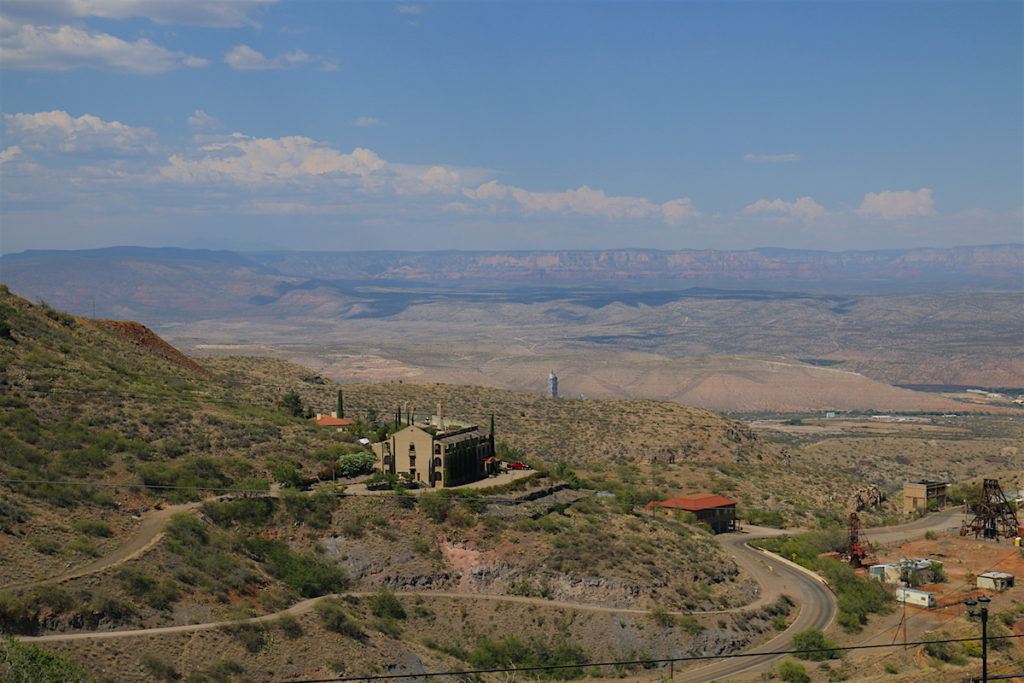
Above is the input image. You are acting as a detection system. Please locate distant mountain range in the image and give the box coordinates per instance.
[2,244,1021,322]
[247,244,1024,287]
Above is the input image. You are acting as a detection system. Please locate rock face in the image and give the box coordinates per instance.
[851,485,885,512]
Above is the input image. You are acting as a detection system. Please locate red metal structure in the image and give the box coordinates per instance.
[960,478,1021,540]
[844,512,871,567]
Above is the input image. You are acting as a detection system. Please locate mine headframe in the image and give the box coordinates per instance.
[959,478,1021,540]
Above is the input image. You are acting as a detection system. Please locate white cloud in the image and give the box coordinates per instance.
[0,146,24,164]
[463,181,698,224]
[3,110,158,154]
[224,44,313,70]
[0,1,275,28]
[160,135,387,184]
[743,153,801,163]
[352,117,382,127]
[0,22,208,73]
[397,5,423,14]
[742,196,826,221]
[857,188,935,219]
[187,110,218,130]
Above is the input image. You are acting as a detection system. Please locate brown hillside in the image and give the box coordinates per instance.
[99,320,207,375]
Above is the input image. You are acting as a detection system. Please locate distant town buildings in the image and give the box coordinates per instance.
[902,480,948,514]
[645,493,737,534]
[549,370,558,398]
[371,414,496,488]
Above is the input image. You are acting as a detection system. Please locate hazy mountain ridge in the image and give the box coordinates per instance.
[249,244,1024,286]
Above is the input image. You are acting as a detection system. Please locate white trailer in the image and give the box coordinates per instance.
[895,587,936,608]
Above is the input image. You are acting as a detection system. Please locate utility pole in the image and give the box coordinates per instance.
[965,595,991,683]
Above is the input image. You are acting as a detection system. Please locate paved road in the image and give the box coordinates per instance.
[12,495,966,682]
[676,528,837,682]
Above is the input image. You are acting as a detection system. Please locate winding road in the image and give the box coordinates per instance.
[9,498,965,682]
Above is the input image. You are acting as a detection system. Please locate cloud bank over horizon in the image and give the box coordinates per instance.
[0,2,1020,253]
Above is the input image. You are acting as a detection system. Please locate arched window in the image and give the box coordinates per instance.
[433,457,442,469]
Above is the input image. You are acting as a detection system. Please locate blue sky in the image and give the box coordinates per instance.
[0,1,1021,253]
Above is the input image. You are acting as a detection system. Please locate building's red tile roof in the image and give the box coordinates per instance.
[648,493,737,512]
[314,416,354,427]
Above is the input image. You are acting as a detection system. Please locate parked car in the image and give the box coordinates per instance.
[507,462,531,470]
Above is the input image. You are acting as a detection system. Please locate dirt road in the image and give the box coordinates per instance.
[3,500,204,593]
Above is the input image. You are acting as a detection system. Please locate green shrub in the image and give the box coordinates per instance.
[337,452,376,477]
[369,589,406,620]
[924,633,967,664]
[792,628,840,660]
[141,655,181,682]
[72,519,113,537]
[241,537,347,598]
[281,490,338,529]
[276,613,304,639]
[468,636,587,680]
[419,491,451,523]
[202,497,275,528]
[222,623,268,653]
[316,597,364,638]
[0,635,88,682]
[648,607,676,628]
[117,567,180,610]
[183,659,245,683]
[777,659,810,683]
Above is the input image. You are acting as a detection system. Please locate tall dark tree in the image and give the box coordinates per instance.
[337,389,345,419]
[489,413,496,454]
[282,391,304,418]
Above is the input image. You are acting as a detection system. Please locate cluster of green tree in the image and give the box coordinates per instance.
[755,529,892,632]
[467,636,588,680]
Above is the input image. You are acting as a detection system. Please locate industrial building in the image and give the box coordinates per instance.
[646,494,737,534]
[977,571,1015,591]
[895,587,936,608]
[902,480,948,514]
[868,558,941,586]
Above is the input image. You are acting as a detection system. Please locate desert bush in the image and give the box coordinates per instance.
[744,509,786,528]
[923,633,967,664]
[222,623,268,653]
[202,497,275,528]
[792,628,839,660]
[369,588,406,620]
[648,607,676,628]
[777,659,810,683]
[0,635,88,682]
[281,490,338,529]
[316,597,364,638]
[468,636,588,680]
[183,659,245,683]
[419,491,451,523]
[117,567,180,610]
[141,655,181,682]
[73,519,113,537]
[241,537,347,598]
[276,613,304,639]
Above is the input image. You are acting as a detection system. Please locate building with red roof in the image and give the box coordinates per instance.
[313,414,355,429]
[646,493,737,533]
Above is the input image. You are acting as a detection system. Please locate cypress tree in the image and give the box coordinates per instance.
[337,390,344,418]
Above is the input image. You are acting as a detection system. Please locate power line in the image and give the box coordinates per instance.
[275,634,1024,683]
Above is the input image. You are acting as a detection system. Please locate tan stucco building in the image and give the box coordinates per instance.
[372,424,496,488]
[903,480,948,514]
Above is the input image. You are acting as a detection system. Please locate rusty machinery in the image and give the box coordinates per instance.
[960,478,1021,540]
[844,512,872,567]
